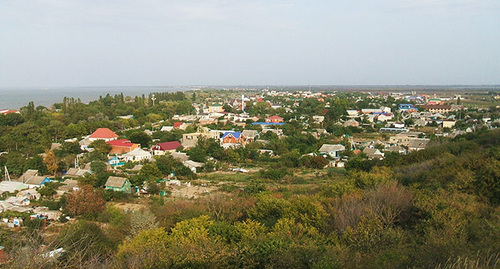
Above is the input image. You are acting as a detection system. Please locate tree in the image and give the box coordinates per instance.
[130,209,159,237]
[129,131,152,148]
[89,140,111,154]
[58,220,113,260]
[37,184,57,198]
[139,163,163,180]
[43,149,59,176]
[25,155,49,175]
[64,185,105,219]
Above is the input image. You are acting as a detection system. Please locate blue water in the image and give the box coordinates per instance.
[0,86,193,109]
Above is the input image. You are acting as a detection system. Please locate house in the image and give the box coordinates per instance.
[265,116,284,123]
[261,128,284,136]
[88,128,118,142]
[160,126,174,132]
[384,145,406,155]
[363,148,385,160]
[318,144,345,159]
[221,132,246,147]
[171,152,189,162]
[152,141,182,155]
[107,139,139,154]
[173,122,189,130]
[389,132,423,146]
[24,176,51,189]
[442,120,456,128]
[312,116,324,123]
[408,139,430,151]
[346,110,359,117]
[108,157,125,167]
[181,128,220,149]
[105,177,132,193]
[398,104,417,113]
[119,148,152,162]
[242,130,259,142]
[57,179,79,193]
[65,168,90,178]
[421,105,452,114]
[198,116,218,126]
[0,181,28,194]
[0,110,20,115]
[182,160,204,173]
[208,105,224,113]
[18,170,38,182]
[344,119,360,127]
[376,113,394,122]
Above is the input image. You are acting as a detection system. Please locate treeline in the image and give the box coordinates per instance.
[0,92,192,156]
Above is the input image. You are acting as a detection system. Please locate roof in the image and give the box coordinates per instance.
[319,144,345,153]
[65,168,90,177]
[171,152,189,162]
[89,128,118,139]
[0,110,20,115]
[122,148,152,157]
[252,122,285,126]
[154,141,182,151]
[408,139,430,149]
[129,165,143,172]
[0,181,28,193]
[107,139,136,147]
[173,122,184,128]
[58,179,79,191]
[266,115,283,120]
[242,130,258,137]
[421,105,452,110]
[25,176,49,185]
[19,170,38,182]
[385,145,406,153]
[363,148,382,155]
[105,176,129,188]
[221,132,243,139]
[161,126,174,132]
[183,160,205,168]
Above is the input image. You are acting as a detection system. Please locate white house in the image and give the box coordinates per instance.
[120,148,152,162]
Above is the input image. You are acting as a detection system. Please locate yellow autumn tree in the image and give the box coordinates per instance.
[43,149,58,176]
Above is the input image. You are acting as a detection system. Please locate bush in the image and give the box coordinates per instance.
[259,167,291,181]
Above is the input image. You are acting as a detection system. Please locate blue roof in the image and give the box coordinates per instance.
[222,132,242,139]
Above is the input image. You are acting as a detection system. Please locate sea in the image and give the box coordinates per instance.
[1,85,499,110]
[0,86,194,110]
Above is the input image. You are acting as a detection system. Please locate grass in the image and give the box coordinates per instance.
[200,171,255,183]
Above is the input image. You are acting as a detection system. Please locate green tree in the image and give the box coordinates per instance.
[139,163,163,180]
[129,131,152,148]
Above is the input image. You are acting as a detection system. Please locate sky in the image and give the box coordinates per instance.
[1,0,499,87]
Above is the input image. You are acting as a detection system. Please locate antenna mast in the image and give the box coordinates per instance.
[4,166,11,181]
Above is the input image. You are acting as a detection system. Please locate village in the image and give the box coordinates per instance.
[0,88,499,266]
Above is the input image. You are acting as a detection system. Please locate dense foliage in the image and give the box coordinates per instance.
[1,130,498,268]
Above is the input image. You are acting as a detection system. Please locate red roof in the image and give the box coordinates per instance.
[154,141,182,151]
[173,122,184,128]
[107,139,136,148]
[89,128,118,139]
[267,115,283,119]
[0,110,20,115]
